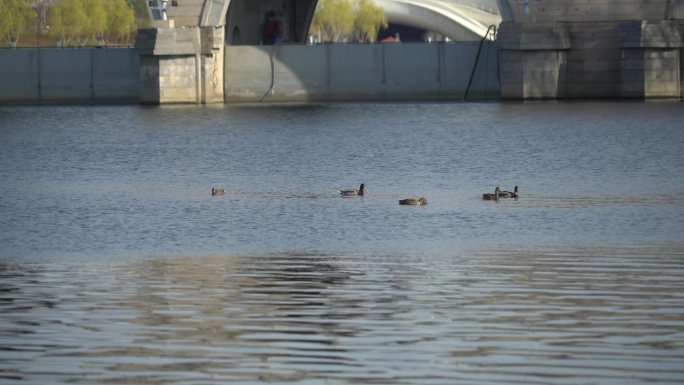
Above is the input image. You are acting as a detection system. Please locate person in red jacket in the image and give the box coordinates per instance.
[264,12,283,45]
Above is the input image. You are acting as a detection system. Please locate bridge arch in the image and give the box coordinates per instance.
[376,0,497,41]
[209,0,500,45]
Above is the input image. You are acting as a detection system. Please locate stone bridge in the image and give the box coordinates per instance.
[135,0,684,103]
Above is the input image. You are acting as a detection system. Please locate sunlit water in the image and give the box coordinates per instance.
[1,102,683,384]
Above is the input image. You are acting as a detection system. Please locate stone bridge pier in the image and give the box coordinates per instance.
[135,25,225,104]
[496,0,684,99]
[134,0,317,104]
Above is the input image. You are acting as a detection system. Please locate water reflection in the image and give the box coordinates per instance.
[2,102,684,383]
[1,246,683,384]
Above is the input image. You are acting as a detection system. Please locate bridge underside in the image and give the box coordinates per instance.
[223,0,497,45]
[223,0,318,45]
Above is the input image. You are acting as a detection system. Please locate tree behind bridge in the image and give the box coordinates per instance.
[0,0,36,46]
[311,0,387,43]
[49,0,88,46]
[354,0,387,43]
[311,0,354,43]
[49,0,135,46]
[106,0,136,44]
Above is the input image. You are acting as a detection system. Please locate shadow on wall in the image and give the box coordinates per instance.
[232,27,242,45]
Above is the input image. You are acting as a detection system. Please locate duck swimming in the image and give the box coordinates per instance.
[212,188,225,195]
[399,198,427,205]
[482,187,500,200]
[499,186,519,198]
[340,184,365,196]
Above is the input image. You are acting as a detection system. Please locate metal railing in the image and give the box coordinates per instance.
[463,24,496,100]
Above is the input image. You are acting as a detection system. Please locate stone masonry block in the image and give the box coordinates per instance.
[501,70,524,83]
[568,21,618,32]
[621,69,646,83]
[528,5,566,16]
[498,22,571,50]
[584,82,619,97]
[645,82,679,95]
[141,77,160,89]
[618,21,683,48]
[161,75,195,88]
[644,60,679,71]
[566,47,621,61]
[524,60,564,71]
[134,28,204,56]
[501,86,524,99]
[160,87,196,102]
[523,50,562,62]
[158,65,187,77]
[566,71,585,83]
[567,60,584,72]
[501,59,525,72]
[622,82,645,94]
[585,70,619,83]
[524,71,561,84]
[584,60,619,72]
[622,58,645,70]
[644,70,678,82]
[643,49,678,59]
[622,48,645,59]
[523,82,559,98]
[566,83,584,95]
[500,50,526,62]
[598,49,622,61]
[571,37,617,50]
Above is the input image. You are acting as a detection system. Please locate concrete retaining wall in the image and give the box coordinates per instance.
[0,48,140,104]
[1,43,499,104]
[224,42,500,102]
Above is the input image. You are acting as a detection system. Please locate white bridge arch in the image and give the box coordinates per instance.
[375,0,500,41]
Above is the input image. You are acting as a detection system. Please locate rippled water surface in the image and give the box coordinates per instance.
[1,102,684,384]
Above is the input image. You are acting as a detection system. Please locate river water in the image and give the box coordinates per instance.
[1,101,683,384]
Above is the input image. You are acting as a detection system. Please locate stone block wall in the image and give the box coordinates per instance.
[498,22,570,99]
[497,22,571,50]
[140,56,161,103]
[135,26,224,104]
[499,49,567,99]
[617,21,682,98]
[159,56,198,103]
[621,48,680,98]
[201,48,224,104]
[498,19,683,99]
[681,22,684,98]
[499,0,672,23]
[496,0,680,100]
[566,22,621,98]
[165,0,204,27]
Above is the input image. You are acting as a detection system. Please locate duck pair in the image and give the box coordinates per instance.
[483,186,519,200]
[211,188,225,196]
